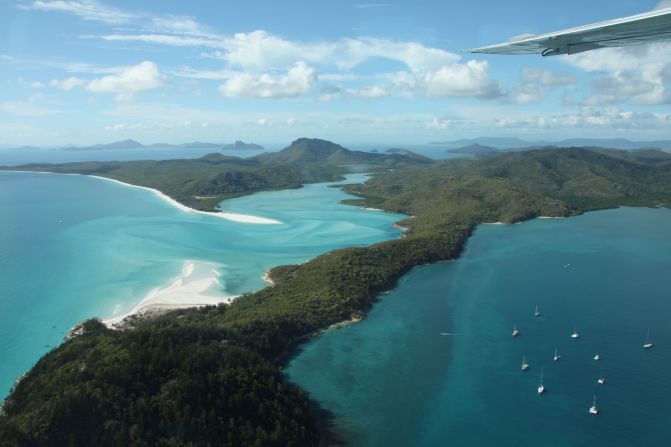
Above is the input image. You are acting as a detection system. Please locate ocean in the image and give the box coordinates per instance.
[285,207,671,447]
[0,171,404,398]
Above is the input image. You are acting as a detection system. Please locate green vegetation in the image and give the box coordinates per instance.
[2,144,671,446]
[2,138,430,211]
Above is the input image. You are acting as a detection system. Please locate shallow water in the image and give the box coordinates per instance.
[0,171,404,398]
[285,207,671,447]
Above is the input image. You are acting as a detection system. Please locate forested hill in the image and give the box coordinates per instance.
[2,147,671,446]
[254,138,432,166]
[0,138,430,212]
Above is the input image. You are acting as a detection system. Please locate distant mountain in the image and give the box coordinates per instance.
[221,141,264,151]
[63,139,144,151]
[178,142,222,149]
[255,138,432,166]
[432,137,533,149]
[431,137,671,150]
[59,140,265,152]
[447,144,499,156]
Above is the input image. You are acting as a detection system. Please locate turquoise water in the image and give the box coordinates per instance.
[286,207,671,447]
[0,172,404,398]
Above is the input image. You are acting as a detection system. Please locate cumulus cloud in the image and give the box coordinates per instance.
[566,43,671,105]
[97,28,499,100]
[31,0,501,102]
[521,68,575,86]
[218,61,317,98]
[418,60,502,99]
[86,61,167,99]
[513,84,543,105]
[354,84,388,99]
[49,76,86,91]
[494,107,671,130]
[426,116,461,130]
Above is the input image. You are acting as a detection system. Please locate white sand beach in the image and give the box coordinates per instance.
[90,176,282,224]
[104,260,238,328]
[2,170,282,224]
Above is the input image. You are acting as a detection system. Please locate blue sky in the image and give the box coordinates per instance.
[0,0,670,146]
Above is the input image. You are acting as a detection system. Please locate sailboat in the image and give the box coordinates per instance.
[553,348,561,362]
[571,326,580,339]
[598,370,605,385]
[537,368,545,394]
[534,305,541,317]
[589,396,599,415]
[512,325,519,337]
[644,329,653,349]
[521,356,529,371]
[594,354,600,361]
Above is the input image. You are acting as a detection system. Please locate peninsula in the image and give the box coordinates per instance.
[2,141,671,446]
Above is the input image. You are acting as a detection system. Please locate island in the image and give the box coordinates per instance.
[1,141,671,446]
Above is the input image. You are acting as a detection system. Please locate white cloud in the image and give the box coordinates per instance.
[86,61,167,99]
[418,60,502,99]
[150,15,209,35]
[354,84,387,99]
[513,84,543,105]
[566,43,671,105]
[99,30,465,72]
[21,0,135,24]
[218,61,317,99]
[521,68,575,86]
[0,54,12,61]
[49,76,86,90]
[494,107,671,130]
[655,0,671,10]
[427,117,459,130]
[105,123,126,131]
[30,81,45,88]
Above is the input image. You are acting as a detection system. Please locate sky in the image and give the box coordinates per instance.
[0,0,670,147]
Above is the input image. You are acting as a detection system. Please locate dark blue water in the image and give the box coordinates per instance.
[286,207,671,446]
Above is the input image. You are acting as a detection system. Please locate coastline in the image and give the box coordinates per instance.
[88,175,283,225]
[261,270,275,286]
[0,170,282,225]
[103,260,237,328]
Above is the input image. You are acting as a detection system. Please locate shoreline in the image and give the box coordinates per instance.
[103,260,237,328]
[0,170,282,225]
[88,175,283,225]
[261,270,275,286]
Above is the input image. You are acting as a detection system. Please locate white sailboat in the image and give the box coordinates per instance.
[512,325,519,337]
[589,396,599,415]
[537,368,545,394]
[571,326,580,339]
[521,356,529,371]
[644,329,653,349]
[553,348,561,362]
[598,370,605,385]
[534,305,541,317]
[594,354,600,361]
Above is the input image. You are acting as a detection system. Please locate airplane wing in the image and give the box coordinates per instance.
[468,8,671,56]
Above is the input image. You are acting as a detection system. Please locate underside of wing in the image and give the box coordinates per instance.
[469,8,671,56]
